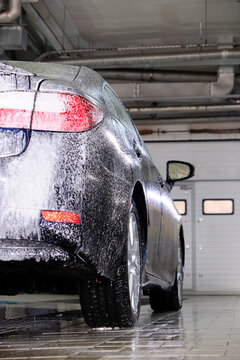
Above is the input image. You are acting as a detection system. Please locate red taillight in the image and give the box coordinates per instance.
[0,109,30,129]
[33,93,103,132]
[41,210,80,224]
[0,91,103,132]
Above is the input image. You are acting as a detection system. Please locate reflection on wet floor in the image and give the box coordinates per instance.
[0,294,80,321]
[0,295,240,359]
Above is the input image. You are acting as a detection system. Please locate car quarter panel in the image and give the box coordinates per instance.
[78,118,143,279]
[39,75,143,279]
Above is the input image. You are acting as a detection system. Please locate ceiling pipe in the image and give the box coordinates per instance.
[0,0,21,23]
[128,104,240,117]
[34,43,221,63]
[123,94,240,107]
[138,128,240,136]
[134,116,240,126]
[99,70,217,83]
[45,49,240,68]
[111,66,234,103]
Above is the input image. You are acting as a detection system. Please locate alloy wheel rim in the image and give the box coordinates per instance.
[128,210,141,315]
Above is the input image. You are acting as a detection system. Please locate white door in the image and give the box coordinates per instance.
[171,184,193,290]
[195,181,240,293]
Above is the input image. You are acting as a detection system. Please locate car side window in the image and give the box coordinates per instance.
[103,85,143,144]
[104,86,134,129]
[103,86,118,118]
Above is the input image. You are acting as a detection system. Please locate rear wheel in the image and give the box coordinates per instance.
[79,200,143,327]
[149,240,183,312]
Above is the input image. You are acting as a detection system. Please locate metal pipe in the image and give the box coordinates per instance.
[111,66,234,102]
[134,116,240,126]
[123,95,240,107]
[45,49,240,68]
[138,128,240,135]
[99,70,217,83]
[34,43,224,63]
[129,104,240,116]
[0,0,21,23]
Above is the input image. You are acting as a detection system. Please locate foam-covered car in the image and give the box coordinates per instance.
[0,61,194,327]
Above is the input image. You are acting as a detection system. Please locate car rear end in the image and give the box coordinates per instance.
[0,62,104,293]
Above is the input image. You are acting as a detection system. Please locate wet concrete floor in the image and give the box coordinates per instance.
[0,294,239,359]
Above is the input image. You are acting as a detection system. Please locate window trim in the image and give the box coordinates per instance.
[202,198,234,215]
[173,199,187,216]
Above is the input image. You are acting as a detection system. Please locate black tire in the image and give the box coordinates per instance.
[149,286,169,312]
[79,200,143,328]
[149,240,183,312]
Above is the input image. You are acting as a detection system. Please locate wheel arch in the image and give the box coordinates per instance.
[179,225,185,267]
[132,181,148,249]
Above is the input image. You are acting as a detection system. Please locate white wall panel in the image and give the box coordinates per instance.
[146,141,240,181]
[146,140,240,293]
[195,181,240,292]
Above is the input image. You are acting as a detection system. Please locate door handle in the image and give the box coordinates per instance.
[133,141,142,159]
[157,176,165,188]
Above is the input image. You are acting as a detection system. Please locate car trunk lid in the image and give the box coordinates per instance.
[0,64,36,157]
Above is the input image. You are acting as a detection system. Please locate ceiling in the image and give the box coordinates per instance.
[2,0,240,138]
[27,0,240,49]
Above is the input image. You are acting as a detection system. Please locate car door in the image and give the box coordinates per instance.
[144,167,178,284]
[157,181,180,283]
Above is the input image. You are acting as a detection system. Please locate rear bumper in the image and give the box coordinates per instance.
[0,239,98,294]
[0,238,97,278]
[0,239,70,262]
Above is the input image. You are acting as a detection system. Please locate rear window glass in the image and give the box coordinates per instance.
[203,199,234,215]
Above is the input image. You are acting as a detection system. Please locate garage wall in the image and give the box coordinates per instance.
[146,140,240,293]
[145,140,240,181]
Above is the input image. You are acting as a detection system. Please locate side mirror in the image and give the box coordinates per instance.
[166,160,195,190]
